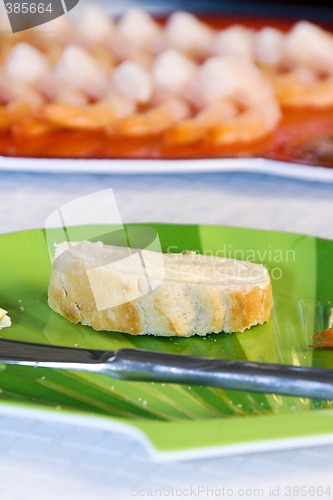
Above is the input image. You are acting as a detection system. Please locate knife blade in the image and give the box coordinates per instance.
[0,338,332,399]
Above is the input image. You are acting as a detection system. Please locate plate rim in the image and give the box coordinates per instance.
[1,156,333,183]
[1,397,333,463]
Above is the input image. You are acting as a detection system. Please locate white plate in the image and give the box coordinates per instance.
[1,156,333,182]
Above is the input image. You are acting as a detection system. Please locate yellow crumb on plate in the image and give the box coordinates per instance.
[0,308,11,329]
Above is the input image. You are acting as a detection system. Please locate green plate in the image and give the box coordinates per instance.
[1,223,333,461]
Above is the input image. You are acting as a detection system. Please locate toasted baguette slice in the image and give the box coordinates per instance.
[48,241,273,337]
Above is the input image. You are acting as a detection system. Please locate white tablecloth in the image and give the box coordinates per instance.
[1,168,333,499]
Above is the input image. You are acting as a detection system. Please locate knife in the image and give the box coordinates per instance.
[0,338,332,399]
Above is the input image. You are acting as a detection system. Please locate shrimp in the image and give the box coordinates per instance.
[40,55,153,132]
[75,5,114,47]
[167,99,238,144]
[213,26,256,61]
[2,43,104,109]
[112,50,194,137]
[284,21,333,73]
[260,22,333,109]
[268,68,333,109]
[255,27,284,67]
[113,97,190,137]
[4,42,49,87]
[39,94,135,131]
[111,61,153,104]
[110,8,163,65]
[1,44,47,115]
[165,12,215,59]
[117,8,162,52]
[0,70,45,109]
[53,45,109,102]
[152,49,198,101]
[168,56,281,145]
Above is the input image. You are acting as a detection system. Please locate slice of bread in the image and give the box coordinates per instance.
[48,241,273,337]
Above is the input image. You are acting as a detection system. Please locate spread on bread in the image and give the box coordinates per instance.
[48,241,273,337]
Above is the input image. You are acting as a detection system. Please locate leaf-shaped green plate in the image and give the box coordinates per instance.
[1,223,333,461]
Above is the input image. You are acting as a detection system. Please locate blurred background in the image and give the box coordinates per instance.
[1,0,332,32]
[77,0,333,19]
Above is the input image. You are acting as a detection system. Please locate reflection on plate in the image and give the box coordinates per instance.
[0,223,333,461]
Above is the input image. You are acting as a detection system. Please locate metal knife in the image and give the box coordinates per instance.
[0,338,332,399]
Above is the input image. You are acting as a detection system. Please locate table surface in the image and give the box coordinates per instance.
[1,1,333,497]
[1,166,333,500]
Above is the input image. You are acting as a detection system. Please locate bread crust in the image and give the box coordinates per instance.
[48,242,273,336]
